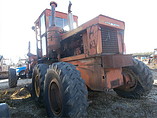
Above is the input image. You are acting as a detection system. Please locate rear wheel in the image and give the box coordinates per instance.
[8,68,17,88]
[32,64,48,103]
[114,59,154,99]
[44,62,88,117]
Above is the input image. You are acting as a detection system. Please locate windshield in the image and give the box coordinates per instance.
[49,16,76,31]
[56,17,68,28]
[49,16,68,28]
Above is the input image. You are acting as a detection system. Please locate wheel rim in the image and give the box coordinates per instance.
[120,68,138,91]
[34,74,40,97]
[49,79,62,116]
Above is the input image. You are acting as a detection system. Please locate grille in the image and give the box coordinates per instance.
[101,26,119,54]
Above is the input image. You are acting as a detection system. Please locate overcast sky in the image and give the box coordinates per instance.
[0,0,157,61]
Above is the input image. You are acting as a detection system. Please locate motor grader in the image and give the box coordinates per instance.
[8,1,153,117]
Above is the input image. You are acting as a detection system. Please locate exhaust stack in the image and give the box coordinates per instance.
[68,1,74,30]
[50,1,57,27]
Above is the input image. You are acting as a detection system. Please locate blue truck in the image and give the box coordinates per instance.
[16,66,27,79]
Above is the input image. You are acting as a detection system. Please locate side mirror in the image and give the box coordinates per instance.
[31,26,35,31]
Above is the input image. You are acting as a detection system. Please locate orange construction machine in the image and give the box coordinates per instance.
[8,1,153,117]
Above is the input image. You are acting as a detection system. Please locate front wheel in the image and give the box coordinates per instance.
[8,68,17,88]
[114,59,154,99]
[44,62,88,117]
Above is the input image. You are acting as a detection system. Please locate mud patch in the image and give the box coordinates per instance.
[0,87,46,118]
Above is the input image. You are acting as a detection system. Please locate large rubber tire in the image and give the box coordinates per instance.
[32,64,48,103]
[114,59,154,99]
[44,62,88,117]
[8,68,17,88]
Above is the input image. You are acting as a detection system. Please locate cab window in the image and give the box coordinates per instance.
[49,16,68,28]
[40,14,46,35]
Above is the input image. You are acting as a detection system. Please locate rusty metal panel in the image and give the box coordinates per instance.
[87,25,98,55]
[68,57,105,91]
[67,57,124,90]
[77,64,105,91]
[98,15,125,30]
[117,30,125,54]
[102,54,133,68]
[104,68,123,89]
[60,54,86,62]
[85,25,102,56]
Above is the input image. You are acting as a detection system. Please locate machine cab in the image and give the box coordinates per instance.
[34,9,78,58]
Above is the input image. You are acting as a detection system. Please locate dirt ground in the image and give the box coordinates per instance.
[1,67,157,118]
